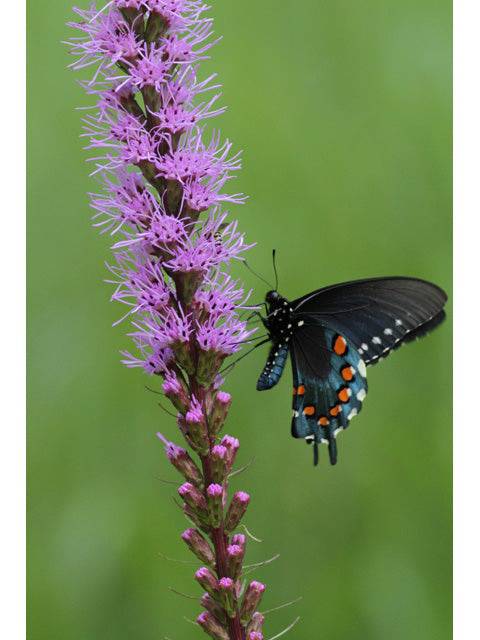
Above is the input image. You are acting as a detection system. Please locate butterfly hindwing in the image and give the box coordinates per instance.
[291,326,368,464]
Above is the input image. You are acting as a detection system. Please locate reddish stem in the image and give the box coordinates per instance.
[202,456,245,640]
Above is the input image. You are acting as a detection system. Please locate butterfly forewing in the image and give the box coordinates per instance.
[293,277,447,365]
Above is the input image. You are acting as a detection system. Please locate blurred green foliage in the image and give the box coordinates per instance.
[27,1,451,639]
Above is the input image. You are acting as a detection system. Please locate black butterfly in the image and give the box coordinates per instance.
[256,277,447,466]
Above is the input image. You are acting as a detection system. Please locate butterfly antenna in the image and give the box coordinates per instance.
[242,259,273,289]
[272,249,279,291]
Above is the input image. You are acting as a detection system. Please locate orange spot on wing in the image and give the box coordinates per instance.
[329,405,342,417]
[318,416,330,427]
[297,384,305,396]
[303,405,315,416]
[337,387,351,403]
[333,335,347,356]
[341,366,354,381]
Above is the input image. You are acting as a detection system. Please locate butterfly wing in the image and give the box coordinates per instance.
[293,277,447,364]
[291,323,368,465]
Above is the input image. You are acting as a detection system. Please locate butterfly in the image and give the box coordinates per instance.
[256,277,447,466]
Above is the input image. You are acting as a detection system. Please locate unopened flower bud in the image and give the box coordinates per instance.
[196,348,223,388]
[220,435,240,472]
[180,397,209,455]
[231,533,246,548]
[172,339,196,375]
[225,491,250,532]
[210,445,228,483]
[201,593,227,622]
[209,391,232,433]
[178,482,207,515]
[162,372,188,412]
[226,543,244,579]
[195,567,218,597]
[157,433,203,486]
[240,581,266,626]
[218,576,237,618]
[207,483,224,528]
[247,612,265,634]
[197,611,229,640]
[181,528,215,566]
[183,503,210,532]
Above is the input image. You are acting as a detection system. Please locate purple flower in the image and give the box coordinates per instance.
[68,1,269,637]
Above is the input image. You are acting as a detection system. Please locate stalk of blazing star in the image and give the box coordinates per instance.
[68,2,265,638]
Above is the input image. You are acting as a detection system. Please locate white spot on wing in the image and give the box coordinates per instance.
[395,319,403,326]
[358,360,367,378]
[384,328,393,335]
[347,408,358,420]
[372,336,382,345]
[356,389,367,402]
[297,320,304,327]
[361,343,369,351]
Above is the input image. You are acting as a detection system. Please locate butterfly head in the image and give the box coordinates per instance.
[262,291,294,335]
[265,290,281,305]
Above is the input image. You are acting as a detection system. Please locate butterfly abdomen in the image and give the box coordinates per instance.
[256,343,290,390]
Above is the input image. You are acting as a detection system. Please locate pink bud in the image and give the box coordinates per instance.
[220,435,240,471]
[231,533,246,548]
[209,391,232,433]
[157,433,202,485]
[240,581,266,626]
[207,483,224,498]
[226,543,244,578]
[197,611,229,640]
[247,611,265,633]
[181,528,215,566]
[224,491,250,532]
[210,445,228,482]
[217,391,231,404]
[206,483,224,528]
[195,567,218,596]
[218,576,236,617]
[178,482,207,513]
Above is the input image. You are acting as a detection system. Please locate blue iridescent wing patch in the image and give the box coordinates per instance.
[291,327,368,465]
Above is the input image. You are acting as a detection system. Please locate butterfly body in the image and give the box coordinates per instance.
[256,277,447,466]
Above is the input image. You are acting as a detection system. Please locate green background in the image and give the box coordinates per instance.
[27,1,451,639]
